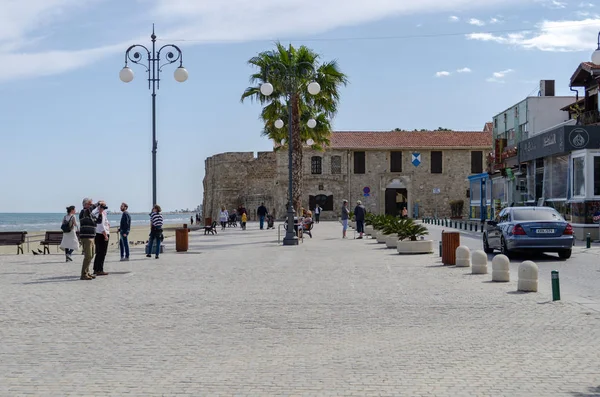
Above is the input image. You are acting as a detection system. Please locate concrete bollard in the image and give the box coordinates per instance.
[471,250,488,274]
[492,254,510,282]
[455,245,471,267]
[518,261,538,292]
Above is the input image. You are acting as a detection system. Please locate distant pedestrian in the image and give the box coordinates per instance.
[257,202,268,230]
[219,206,229,230]
[241,212,247,230]
[92,201,110,276]
[190,216,194,225]
[354,200,366,239]
[78,198,98,280]
[341,199,350,239]
[60,205,79,262]
[239,205,247,226]
[119,202,131,261]
[147,204,163,259]
[402,207,408,218]
[314,204,321,223]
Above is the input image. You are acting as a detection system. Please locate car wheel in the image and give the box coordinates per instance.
[558,249,572,259]
[500,237,512,258]
[483,234,493,254]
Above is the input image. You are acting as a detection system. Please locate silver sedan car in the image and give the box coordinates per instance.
[483,207,574,259]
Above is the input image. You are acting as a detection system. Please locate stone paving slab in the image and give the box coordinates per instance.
[0,221,599,396]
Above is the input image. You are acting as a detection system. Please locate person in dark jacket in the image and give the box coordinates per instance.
[354,200,366,239]
[257,203,268,230]
[119,202,131,261]
[79,198,99,280]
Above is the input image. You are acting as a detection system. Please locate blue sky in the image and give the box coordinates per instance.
[0,0,599,213]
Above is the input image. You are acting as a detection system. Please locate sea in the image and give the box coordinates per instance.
[0,213,196,232]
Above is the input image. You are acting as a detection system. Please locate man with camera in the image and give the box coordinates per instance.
[79,198,100,280]
[92,200,110,276]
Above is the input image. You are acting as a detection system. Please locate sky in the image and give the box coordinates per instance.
[0,0,599,213]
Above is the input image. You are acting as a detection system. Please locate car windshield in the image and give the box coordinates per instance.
[512,209,563,221]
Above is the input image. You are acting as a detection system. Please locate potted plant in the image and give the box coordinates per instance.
[449,200,464,219]
[396,218,434,254]
[364,213,375,236]
[349,211,355,229]
[384,218,410,248]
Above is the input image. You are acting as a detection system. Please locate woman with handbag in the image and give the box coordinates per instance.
[60,205,79,262]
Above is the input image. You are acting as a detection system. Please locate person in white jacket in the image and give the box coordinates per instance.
[59,205,79,262]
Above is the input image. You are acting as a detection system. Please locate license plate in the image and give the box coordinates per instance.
[536,229,555,234]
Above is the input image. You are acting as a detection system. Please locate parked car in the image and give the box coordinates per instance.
[483,207,574,259]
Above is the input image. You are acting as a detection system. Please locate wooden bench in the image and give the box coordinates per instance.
[204,221,218,235]
[0,231,28,254]
[40,231,64,254]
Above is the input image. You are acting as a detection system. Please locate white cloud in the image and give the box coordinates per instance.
[449,15,460,22]
[468,18,486,26]
[457,67,472,73]
[486,69,514,83]
[0,0,530,82]
[435,71,451,77]
[579,2,595,7]
[489,17,501,24]
[535,0,567,9]
[467,18,600,51]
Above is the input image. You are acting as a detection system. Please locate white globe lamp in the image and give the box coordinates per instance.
[260,82,274,96]
[307,82,321,96]
[119,67,134,83]
[274,119,284,129]
[592,48,600,65]
[307,119,317,129]
[174,66,189,82]
[306,138,315,145]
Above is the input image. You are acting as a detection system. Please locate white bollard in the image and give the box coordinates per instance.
[492,254,510,282]
[471,250,488,274]
[518,260,538,292]
[455,245,471,267]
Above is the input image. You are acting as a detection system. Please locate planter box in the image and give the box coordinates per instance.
[397,240,434,255]
[376,232,389,244]
[385,235,399,249]
[365,225,374,236]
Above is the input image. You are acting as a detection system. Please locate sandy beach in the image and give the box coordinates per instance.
[0,224,197,256]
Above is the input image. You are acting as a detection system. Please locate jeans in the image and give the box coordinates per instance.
[259,215,265,229]
[120,231,130,258]
[356,220,364,233]
[147,230,162,257]
[93,233,109,273]
[315,213,320,223]
[342,219,348,231]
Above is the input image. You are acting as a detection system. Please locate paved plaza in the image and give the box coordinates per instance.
[1,221,599,396]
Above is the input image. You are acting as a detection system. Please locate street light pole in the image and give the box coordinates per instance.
[260,71,320,246]
[119,24,189,206]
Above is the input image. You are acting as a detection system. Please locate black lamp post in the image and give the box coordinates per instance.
[119,25,188,206]
[260,67,320,246]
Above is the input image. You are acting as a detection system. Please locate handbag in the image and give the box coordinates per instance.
[61,216,73,233]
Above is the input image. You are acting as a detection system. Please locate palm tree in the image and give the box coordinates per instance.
[241,42,348,213]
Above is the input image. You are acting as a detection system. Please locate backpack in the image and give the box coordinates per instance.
[61,216,73,233]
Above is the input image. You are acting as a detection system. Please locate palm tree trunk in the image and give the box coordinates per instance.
[291,93,303,215]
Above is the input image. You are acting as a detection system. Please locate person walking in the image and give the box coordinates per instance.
[92,201,110,276]
[341,199,350,239]
[402,206,408,218]
[354,200,366,239]
[60,205,79,262]
[190,216,194,225]
[257,202,268,230]
[314,204,321,223]
[147,204,164,259]
[79,198,98,280]
[219,206,229,230]
[119,202,131,261]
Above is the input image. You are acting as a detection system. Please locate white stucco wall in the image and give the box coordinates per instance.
[526,96,574,136]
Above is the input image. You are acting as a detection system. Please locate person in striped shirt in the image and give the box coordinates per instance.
[147,204,164,259]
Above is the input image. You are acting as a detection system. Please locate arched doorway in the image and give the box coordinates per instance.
[385,179,408,216]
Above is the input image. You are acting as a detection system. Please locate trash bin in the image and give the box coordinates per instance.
[175,224,189,252]
[442,231,460,265]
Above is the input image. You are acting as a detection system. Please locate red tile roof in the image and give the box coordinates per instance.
[484,122,493,132]
[329,131,492,149]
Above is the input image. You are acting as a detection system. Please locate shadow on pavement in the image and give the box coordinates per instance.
[21,275,81,285]
[570,385,600,397]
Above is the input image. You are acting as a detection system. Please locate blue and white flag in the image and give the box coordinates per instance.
[412,152,421,167]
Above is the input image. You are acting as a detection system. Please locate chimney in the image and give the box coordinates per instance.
[540,80,555,97]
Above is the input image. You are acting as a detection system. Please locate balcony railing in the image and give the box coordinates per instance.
[581,110,600,125]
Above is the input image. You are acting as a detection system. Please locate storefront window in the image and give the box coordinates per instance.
[544,155,569,200]
[573,156,585,197]
[492,178,505,203]
[470,181,481,201]
[594,156,600,196]
[526,163,535,203]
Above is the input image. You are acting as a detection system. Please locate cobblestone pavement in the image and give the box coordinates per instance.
[1,221,599,396]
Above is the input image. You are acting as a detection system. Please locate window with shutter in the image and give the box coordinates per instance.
[390,151,402,172]
[431,151,443,174]
[471,151,483,174]
[354,151,366,174]
[331,156,342,174]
